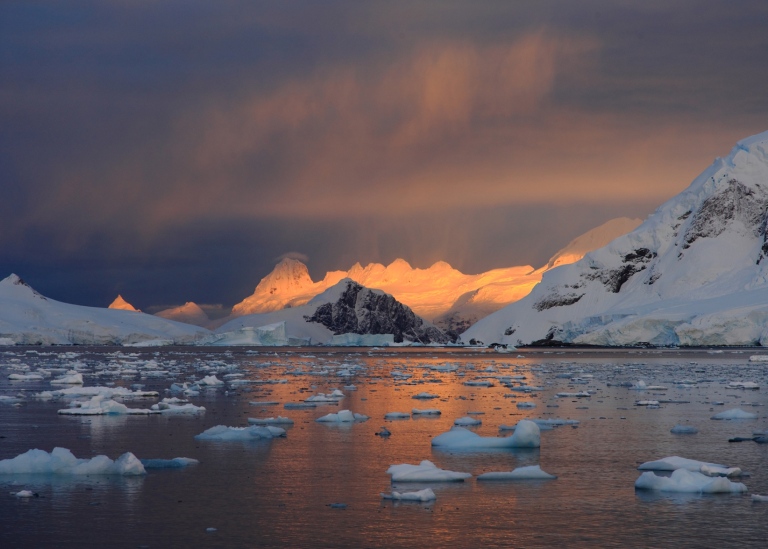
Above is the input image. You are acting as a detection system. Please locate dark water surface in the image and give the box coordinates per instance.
[1,346,767,548]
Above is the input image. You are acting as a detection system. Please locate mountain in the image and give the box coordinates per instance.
[0,274,210,345]
[108,294,139,312]
[154,302,210,327]
[211,279,450,345]
[463,130,768,347]
[231,218,640,330]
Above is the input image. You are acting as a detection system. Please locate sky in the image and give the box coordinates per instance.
[2,1,767,312]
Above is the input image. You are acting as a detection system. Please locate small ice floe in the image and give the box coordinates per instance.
[464,380,494,387]
[247,416,294,425]
[477,465,557,481]
[8,373,44,381]
[516,401,536,409]
[386,460,471,482]
[711,408,758,420]
[13,490,37,498]
[315,410,369,423]
[727,381,759,390]
[57,395,153,416]
[194,425,286,441]
[412,392,439,400]
[637,456,728,472]
[0,447,146,475]
[433,421,540,450]
[556,391,591,398]
[140,457,199,469]
[670,425,699,434]
[454,416,482,426]
[198,375,224,386]
[375,426,391,437]
[250,401,280,406]
[412,408,441,416]
[38,386,159,399]
[384,412,411,420]
[635,400,660,407]
[305,390,344,403]
[629,380,667,391]
[752,494,768,502]
[635,469,747,494]
[50,372,84,385]
[748,355,768,362]
[381,488,436,502]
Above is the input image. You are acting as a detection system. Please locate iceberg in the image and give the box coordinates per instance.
[57,395,153,415]
[380,488,436,501]
[635,469,747,493]
[432,421,540,449]
[195,425,286,441]
[386,460,471,482]
[711,408,758,420]
[637,456,728,472]
[0,447,145,476]
[477,465,557,480]
[247,416,294,425]
[315,410,369,423]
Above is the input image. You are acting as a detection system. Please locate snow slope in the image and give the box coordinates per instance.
[463,130,768,347]
[230,218,640,330]
[0,275,210,345]
[212,279,450,346]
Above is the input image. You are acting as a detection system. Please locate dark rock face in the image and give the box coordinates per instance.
[533,292,584,311]
[306,281,452,344]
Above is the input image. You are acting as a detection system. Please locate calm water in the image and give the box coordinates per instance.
[1,346,767,548]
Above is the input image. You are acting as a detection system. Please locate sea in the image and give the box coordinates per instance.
[1,346,767,548]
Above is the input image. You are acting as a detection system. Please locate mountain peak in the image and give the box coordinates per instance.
[109,294,139,312]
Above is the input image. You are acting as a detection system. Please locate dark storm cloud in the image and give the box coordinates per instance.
[1,1,767,307]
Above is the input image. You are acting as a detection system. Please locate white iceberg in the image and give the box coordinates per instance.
[0,447,145,476]
[57,395,153,415]
[247,416,294,425]
[411,408,441,416]
[315,410,369,423]
[50,372,84,385]
[454,416,482,426]
[386,460,471,482]
[711,408,758,420]
[432,421,540,450]
[635,469,747,493]
[412,392,439,400]
[477,465,557,480]
[637,456,728,472]
[380,488,436,501]
[194,425,286,441]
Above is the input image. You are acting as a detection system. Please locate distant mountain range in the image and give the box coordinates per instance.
[464,130,768,347]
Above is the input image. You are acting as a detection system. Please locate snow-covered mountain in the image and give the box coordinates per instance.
[463,130,768,347]
[211,279,450,346]
[0,274,210,345]
[231,217,640,331]
[108,295,139,312]
[154,302,210,327]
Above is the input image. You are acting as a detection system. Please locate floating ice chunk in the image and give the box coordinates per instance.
[454,416,481,426]
[39,386,159,399]
[376,426,391,437]
[381,488,436,501]
[386,460,471,482]
[727,381,759,390]
[315,410,369,423]
[198,375,224,386]
[752,494,768,502]
[57,395,153,415]
[464,380,494,387]
[305,390,344,403]
[50,372,84,385]
[8,373,44,381]
[140,457,199,469]
[247,416,294,425]
[556,392,591,398]
[411,408,441,416]
[194,425,286,441]
[433,422,540,449]
[412,392,439,399]
[635,400,660,407]
[384,412,411,420]
[516,401,536,408]
[14,490,36,497]
[0,448,145,476]
[635,469,747,493]
[749,355,768,362]
[477,465,557,480]
[670,425,699,434]
[151,400,206,415]
[711,408,757,420]
[637,456,728,472]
